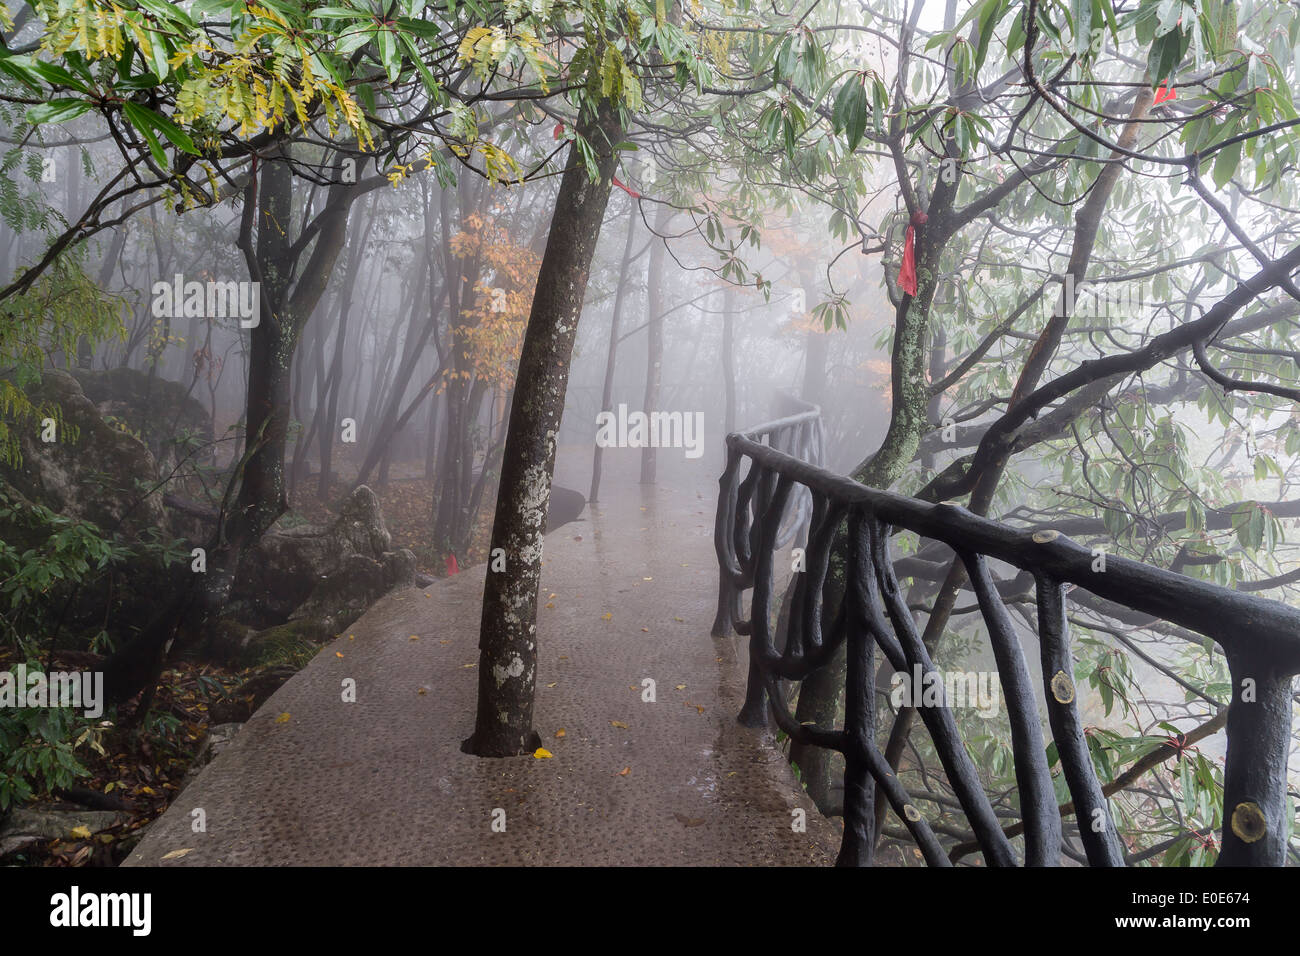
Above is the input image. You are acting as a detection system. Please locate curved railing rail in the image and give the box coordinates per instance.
[713,407,1300,867]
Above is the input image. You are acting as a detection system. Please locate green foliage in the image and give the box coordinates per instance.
[0,688,106,811]
[0,260,126,467]
[0,487,128,644]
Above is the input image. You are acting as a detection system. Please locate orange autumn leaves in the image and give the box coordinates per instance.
[445,210,541,393]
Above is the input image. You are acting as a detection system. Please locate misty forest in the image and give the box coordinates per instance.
[1,0,1299,871]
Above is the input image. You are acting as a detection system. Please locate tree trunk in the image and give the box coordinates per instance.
[722,285,736,434]
[590,203,639,503]
[639,203,670,484]
[463,99,623,757]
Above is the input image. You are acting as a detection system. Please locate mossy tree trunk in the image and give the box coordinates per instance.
[463,99,624,757]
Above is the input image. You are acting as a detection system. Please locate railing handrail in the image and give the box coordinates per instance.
[726,431,1300,673]
[714,404,1298,868]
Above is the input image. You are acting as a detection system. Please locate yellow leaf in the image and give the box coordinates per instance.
[335,652,344,658]
[611,720,628,729]
[675,684,686,690]
[555,728,566,738]
[546,682,557,688]
[618,767,631,776]
[160,848,193,861]
[417,688,428,696]
[69,826,92,839]
[275,712,291,724]
[601,612,612,620]
[533,747,553,759]
[409,635,419,641]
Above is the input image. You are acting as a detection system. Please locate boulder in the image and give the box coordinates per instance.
[71,366,212,468]
[0,807,128,841]
[546,485,586,532]
[229,485,415,627]
[288,548,416,636]
[178,722,242,790]
[0,369,167,539]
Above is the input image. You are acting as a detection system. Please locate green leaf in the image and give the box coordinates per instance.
[376,27,399,83]
[832,74,869,152]
[26,99,92,125]
[123,101,197,155]
[1212,138,1241,188]
[122,100,168,166]
[30,60,90,93]
[1071,0,1094,56]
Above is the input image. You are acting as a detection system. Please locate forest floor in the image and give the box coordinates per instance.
[122,447,843,866]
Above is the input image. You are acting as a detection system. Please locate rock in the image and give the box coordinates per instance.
[546,485,586,532]
[229,485,411,626]
[0,807,128,840]
[0,369,167,539]
[70,367,212,468]
[0,834,41,860]
[205,618,258,665]
[208,666,297,722]
[289,549,416,636]
[178,723,242,791]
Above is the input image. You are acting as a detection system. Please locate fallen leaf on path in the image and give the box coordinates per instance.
[69,826,92,839]
[611,720,629,729]
[555,729,566,738]
[601,612,612,620]
[533,747,553,759]
[673,813,705,828]
[417,688,428,696]
[546,682,557,688]
[335,652,344,658]
[462,663,476,668]
[409,635,419,641]
[275,712,291,724]
[675,684,686,690]
[618,767,631,776]
[641,627,649,632]
[161,848,193,861]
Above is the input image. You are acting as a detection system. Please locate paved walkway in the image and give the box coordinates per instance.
[126,449,840,866]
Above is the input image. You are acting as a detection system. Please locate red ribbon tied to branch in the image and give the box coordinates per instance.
[897,210,928,297]
[1153,81,1176,105]
[612,176,642,199]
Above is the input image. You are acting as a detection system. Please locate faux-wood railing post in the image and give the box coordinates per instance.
[1217,655,1293,866]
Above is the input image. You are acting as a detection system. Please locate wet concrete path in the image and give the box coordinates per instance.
[126,449,839,866]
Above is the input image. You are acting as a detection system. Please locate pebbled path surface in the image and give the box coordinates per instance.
[125,448,840,866]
